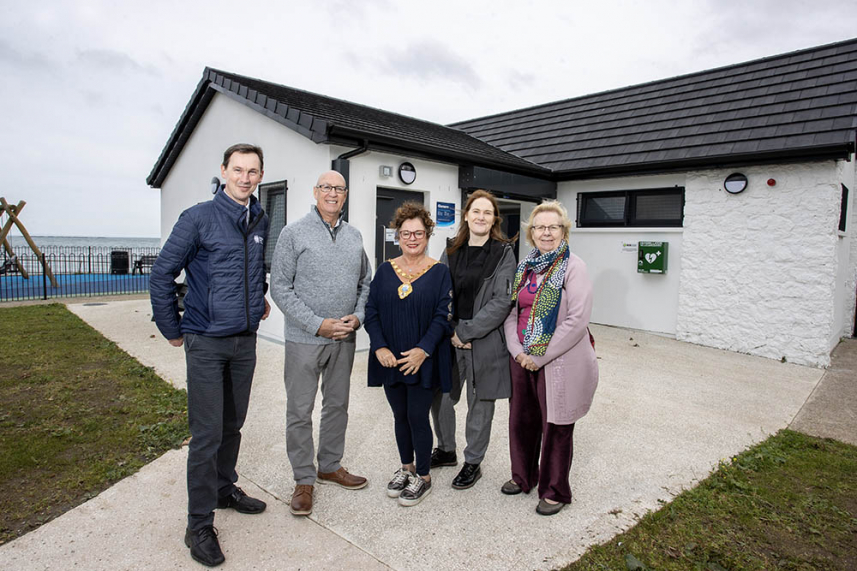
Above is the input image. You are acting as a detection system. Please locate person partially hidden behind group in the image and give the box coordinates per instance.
[364,202,454,506]
[502,200,599,516]
[430,190,517,490]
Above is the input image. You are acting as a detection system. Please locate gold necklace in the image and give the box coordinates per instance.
[391,259,434,299]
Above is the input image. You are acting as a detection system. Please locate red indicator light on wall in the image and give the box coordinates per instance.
[767,178,776,187]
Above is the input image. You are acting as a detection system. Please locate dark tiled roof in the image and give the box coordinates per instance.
[451,38,857,178]
[147,69,548,187]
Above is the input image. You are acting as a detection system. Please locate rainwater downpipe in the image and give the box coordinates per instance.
[332,140,369,222]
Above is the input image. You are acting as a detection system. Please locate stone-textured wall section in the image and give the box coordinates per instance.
[677,162,841,367]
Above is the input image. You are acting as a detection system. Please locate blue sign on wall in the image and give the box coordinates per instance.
[436,202,455,227]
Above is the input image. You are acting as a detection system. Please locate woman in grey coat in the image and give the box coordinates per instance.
[430,190,517,489]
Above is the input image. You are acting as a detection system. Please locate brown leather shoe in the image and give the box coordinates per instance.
[290,484,313,516]
[317,467,368,490]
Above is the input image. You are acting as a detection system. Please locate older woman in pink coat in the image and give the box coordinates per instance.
[502,200,598,516]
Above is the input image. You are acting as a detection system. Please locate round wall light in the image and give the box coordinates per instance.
[399,162,417,185]
[724,173,748,194]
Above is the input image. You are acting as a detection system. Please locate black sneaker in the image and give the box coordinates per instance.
[452,462,482,489]
[184,526,225,567]
[430,448,457,468]
[386,468,415,498]
[216,486,267,514]
[398,475,432,506]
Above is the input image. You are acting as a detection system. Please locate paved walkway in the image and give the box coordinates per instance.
[1,298,852,570]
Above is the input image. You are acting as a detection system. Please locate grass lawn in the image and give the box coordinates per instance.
[564,430,857,571]
[0,304,188,545]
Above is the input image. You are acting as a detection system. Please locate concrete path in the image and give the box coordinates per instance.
[0,299,834,570]
[790,338,857,446]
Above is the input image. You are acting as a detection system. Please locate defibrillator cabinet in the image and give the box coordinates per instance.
[637,242,668,274]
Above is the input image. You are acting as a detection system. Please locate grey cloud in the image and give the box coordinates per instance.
[381,40,481,89]
[0,40,56,71]
[341,50,365,70]
[691,0,845,61]
[507,70,536,91]
[79,89,106,107]
[76,49,160,76]
[323,0,393,20]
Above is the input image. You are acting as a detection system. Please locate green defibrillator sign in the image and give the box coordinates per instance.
[638,241,668,274]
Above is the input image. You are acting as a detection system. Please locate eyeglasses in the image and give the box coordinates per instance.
[398,230,426,239]
[315,184,347,195]
[532,224,563,234]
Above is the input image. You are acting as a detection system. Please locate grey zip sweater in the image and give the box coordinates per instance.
[270,207,372,344]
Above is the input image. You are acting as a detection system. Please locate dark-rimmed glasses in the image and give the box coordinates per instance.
[315,184,347,195]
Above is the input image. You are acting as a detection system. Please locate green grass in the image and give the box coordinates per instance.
[564,430,857,571]
[0,304,188,544]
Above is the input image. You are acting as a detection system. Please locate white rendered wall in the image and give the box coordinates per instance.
[677,162,841,367]
[335,148,460,270]
[558,174,686,335]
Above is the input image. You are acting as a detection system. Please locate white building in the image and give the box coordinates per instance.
[149,38,857,367]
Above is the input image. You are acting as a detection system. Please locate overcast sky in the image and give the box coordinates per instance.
[1,0,854,238]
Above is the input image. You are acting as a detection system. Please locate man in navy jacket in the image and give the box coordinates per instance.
[150,144,270,568]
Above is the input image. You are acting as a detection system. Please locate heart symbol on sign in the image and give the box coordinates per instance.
[645,253,657,264]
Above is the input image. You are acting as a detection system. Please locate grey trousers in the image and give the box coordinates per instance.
[430,348,496,464]
[184,333,256,531]
[284,340,356,485]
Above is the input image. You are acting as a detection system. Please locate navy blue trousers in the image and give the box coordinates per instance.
[384,382,434,476]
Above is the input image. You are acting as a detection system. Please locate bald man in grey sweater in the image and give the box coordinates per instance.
[270,170,372,517]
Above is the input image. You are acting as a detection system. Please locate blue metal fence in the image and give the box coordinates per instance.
[0,246,160,301]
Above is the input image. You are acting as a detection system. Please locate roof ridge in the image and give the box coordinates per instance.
[210,68,479,135]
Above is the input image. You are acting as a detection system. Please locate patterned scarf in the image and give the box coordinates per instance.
[511,240,570,356]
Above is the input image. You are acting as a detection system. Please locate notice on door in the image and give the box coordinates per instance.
[386,228,398,245]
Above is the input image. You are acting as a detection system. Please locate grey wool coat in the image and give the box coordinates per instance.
[442,239,517,401]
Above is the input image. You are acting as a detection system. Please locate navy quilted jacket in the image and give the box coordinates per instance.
[150,189,269,340]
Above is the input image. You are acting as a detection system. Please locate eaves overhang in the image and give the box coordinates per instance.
[551,141,855,181]
[147,68,550,189]
[147,68,330,188]
[325,126,552,180]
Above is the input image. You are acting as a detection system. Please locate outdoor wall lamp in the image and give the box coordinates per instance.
[724,173,748,194]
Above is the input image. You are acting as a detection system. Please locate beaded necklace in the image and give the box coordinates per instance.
[390,258,435,299]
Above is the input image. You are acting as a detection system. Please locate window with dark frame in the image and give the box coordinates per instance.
[577,188,685,228]
[839,184,849,233]
[258,180,287,272]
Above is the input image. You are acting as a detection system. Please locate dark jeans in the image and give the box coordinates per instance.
[184,333,256,531]
[384,382,434,476]
[509,357,575,503]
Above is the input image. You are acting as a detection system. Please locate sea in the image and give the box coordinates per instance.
[7,236,160,251]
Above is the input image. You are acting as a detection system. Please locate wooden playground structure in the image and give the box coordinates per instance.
[0,197,58,287]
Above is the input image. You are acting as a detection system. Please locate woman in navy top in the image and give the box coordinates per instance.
[364,202,453,506]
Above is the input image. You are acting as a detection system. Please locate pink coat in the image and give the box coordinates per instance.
[504,252,599,425]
